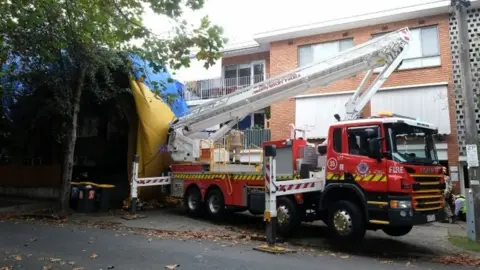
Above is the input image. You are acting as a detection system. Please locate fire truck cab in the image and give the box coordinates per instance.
[316,112,445,240]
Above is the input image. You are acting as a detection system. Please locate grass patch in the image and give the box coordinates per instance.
[449,236,480,253]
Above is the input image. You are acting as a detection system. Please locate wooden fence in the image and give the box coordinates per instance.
[0,165,61,187]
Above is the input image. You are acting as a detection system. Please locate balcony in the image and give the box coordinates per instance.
[182,75,267,101]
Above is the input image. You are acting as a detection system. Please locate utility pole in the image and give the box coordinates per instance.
[452,0,480,242]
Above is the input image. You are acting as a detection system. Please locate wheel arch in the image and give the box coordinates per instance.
[279,194,297,203]
[319,183,369,221]
[204,184,223,200]
[184,183,201,198]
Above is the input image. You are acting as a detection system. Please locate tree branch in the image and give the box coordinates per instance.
[112,0,170,38]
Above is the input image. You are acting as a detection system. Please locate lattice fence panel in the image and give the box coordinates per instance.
[449,8,480,156]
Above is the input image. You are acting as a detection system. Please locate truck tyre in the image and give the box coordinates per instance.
[276,196,301,237]
[382,225,413,237]
[205,188,225,219]
[184,187,204,218]
[327,200,366,242]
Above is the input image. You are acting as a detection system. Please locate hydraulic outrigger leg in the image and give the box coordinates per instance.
[254,145,295,254]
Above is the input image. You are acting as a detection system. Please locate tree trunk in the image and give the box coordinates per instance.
[59,67,87,216]
[118,95,138,187]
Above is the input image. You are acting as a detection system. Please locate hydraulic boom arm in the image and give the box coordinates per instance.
[168,28,412,162]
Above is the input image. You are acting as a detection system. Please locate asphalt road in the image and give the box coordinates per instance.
[0,220,469,270]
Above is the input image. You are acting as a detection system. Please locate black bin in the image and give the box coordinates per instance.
[70,182,81,211]
[95,184,115,212]
[77,184,97,213]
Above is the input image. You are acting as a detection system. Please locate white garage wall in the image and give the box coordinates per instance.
[371,85,450,134]
[295,84,451,139]
[295,92,352,138]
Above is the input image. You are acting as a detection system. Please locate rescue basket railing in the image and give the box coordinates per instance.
[130,155,171,213]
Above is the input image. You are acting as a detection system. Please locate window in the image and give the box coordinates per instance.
[298,38,354,67]
[332,128,342,153]
[234,111,266,130]
[347,126,380,157]
[253,113,265,128]
[385,123,439,165]
[223,62,266,87]
[253,64,264,84]
[372,26,440,71]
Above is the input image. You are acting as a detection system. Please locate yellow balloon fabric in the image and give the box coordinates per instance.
[127,78,176,199]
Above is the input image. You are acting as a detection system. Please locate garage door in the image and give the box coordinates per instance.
[295,84,451,138]
[295,92,352,138]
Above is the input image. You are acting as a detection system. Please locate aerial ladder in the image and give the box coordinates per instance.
[167,28,411,162]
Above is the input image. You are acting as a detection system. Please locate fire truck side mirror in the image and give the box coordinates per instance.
[264,145,277,157]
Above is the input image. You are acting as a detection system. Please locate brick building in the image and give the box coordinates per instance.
[181,1,480,194]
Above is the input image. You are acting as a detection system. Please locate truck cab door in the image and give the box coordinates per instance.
[341,125,388,193]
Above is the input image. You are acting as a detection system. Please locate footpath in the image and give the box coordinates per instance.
[0,196,478,267]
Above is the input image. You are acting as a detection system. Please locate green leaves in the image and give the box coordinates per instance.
[0,0,226,158]
[1,0,226,78]
[0,0,226,111]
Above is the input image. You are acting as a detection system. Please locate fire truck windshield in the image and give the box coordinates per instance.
[385,123,439,166]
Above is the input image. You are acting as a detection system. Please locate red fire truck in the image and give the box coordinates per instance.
[132,28,445,241]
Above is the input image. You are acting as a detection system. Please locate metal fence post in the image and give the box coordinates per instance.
[467,188,476,241]
[131,155,139,214]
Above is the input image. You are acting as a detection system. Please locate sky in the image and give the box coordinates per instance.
[142,0,445,82]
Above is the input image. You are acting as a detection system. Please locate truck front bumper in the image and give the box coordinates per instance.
[388,208,445,226]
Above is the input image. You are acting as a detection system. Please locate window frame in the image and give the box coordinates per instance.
[223,60,267,86]
[297,38,355,68]
[371,25,441,71]
[332,127,343,153]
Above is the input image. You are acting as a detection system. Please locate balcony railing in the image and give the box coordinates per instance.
[182,75,267,101]
[243,129,271,149]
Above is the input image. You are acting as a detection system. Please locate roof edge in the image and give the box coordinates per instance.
[253,0,453,43]
[220,41,270,58]
[254,0,480,44]
[219,0,480,57]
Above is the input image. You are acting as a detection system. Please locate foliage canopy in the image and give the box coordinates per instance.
[0,0,226,211]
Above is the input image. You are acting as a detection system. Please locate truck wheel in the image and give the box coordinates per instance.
[382,225,413,237]
[205,188,225,219]
[184,187,204,217]
[276,197,301,237]
[327,200,366,242]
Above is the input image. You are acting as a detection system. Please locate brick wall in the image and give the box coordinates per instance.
[266,14,459,167]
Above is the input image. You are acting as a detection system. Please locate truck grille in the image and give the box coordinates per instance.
[411,174,443,212]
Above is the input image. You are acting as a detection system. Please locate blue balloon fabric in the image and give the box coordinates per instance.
[1,54,190,118]
[129,54,189,117]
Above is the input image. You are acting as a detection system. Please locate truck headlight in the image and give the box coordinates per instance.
[390,200,411,209]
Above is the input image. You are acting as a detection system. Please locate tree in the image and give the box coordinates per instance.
[0,0,226,215]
